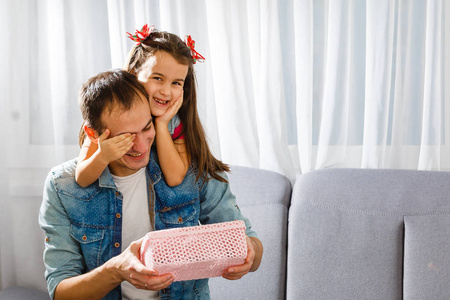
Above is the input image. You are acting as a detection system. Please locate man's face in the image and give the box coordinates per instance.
[101,95,155,177]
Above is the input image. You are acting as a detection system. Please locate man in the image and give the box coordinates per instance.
[39,70,262,300]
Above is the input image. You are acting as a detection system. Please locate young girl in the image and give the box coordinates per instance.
[75,25,229,187]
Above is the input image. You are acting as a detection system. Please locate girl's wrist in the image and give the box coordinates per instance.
[154,121,170,134]
[154,117,169,128]
[94,149,112,167]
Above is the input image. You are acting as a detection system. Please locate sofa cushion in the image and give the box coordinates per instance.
[404,215,450,299]
[209,166,292,300]
[288,196,404,299]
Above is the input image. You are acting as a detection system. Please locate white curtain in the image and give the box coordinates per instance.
[0,0,448,292]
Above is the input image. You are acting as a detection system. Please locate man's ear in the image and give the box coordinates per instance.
[84,125,99,144]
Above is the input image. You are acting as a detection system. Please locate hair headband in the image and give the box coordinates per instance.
[126,24,205,64]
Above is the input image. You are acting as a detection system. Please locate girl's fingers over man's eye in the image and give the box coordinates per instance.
[98,129,110,142]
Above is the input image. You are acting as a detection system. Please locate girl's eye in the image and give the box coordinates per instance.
[152,76,162,81]
[173,81,183,86]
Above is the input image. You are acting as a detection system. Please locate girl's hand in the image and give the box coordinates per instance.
[155,92,184,126]
[97,129,135,164]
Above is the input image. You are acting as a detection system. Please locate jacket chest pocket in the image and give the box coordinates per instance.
[70,224,106,271]
[159,200,198,229]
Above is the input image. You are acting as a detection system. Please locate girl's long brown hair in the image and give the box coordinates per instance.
[124,29,230,183]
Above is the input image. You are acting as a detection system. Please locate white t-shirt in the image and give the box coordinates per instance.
[112,167,159,300]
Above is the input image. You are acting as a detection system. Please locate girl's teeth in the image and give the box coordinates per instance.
[155,98,168,104]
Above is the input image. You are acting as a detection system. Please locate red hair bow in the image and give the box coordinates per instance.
[185,35,205,64]
[127,24,155,46]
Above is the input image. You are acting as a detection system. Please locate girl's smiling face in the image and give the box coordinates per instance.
[138,51,189,117]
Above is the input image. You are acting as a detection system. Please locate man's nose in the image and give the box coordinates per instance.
[132,133,151,152]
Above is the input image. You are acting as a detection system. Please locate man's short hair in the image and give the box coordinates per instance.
[78,69,149,145]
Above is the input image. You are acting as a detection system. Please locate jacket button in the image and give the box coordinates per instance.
[115,191,120,196]
[114,242,120,248]
[178,216,183,223]
[116,213,121,218]
[45,236,50,243]
[82,235,87,241]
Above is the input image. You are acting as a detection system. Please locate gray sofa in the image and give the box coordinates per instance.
[212,167,450,300]
[2,167,450,299]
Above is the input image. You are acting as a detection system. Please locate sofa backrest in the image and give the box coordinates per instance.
[209,166,292,300]
[287,168,450,300]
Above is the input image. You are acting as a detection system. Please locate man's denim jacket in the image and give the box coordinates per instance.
[39,150,257,300]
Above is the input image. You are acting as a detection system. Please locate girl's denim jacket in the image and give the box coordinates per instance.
[39,150,257,300]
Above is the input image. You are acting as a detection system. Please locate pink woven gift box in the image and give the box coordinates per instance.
[140,220,247,282]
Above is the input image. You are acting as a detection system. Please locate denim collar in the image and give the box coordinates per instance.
[98,167,117,189]
[147,151,162,184]
[97,154,162,188]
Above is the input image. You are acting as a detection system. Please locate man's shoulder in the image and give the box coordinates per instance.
[48,158,78,181]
